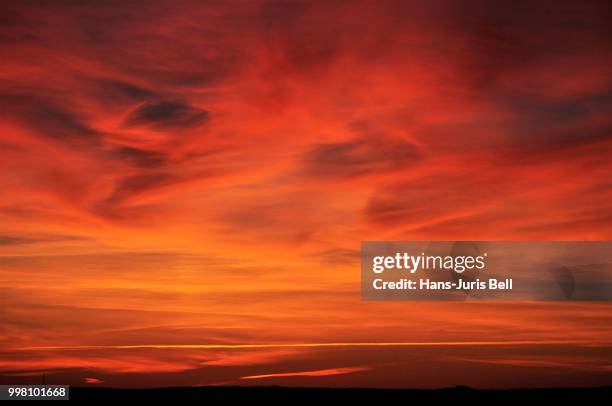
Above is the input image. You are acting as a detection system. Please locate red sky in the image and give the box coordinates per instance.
[0,0,611,388]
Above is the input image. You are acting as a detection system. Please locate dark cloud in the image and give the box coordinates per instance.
[90,78,158,104]
[511,97,590,124]
[501,91,612,149]
[90,173,183,221]
[124,100,210,130]
[0,234,86,246]
[0,93,100,144]
[105,172,177,204]
[111,146,166,168]
[304,136,421,178]
[0,236,37,246]
[447,1,612,88]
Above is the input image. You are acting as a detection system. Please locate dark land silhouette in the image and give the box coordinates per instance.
[69,386,612,401]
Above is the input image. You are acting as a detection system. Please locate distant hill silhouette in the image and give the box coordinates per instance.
[70,386,611,401]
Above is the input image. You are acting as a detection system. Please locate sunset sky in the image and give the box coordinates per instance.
[0,0,611,388]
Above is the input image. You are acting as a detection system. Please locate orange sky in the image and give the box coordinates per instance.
[0,0,611,388]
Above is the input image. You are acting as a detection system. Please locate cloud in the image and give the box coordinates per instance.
[303,136,421,179]
[240,366,369,380]
[104,173,178,204]
[310,248,359,264]
[82,377,103,384]
[0,93,100,144]
[111,146,166,168]
[363,173,499,228]
[0,234,86,246]
[200,349,300,366]
[453,356,612,372]
[88,78,158,105]
[0,0,611,389]
[124,100,210,130]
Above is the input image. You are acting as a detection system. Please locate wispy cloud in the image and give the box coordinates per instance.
[0,0,610,389]
[240,367,369,380]
[18,340,608,351]
[82,377,103,384]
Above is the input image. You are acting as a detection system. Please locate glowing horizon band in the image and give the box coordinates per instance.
[18,340,607,351]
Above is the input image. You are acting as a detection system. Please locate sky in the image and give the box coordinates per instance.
[0,0,611,388]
